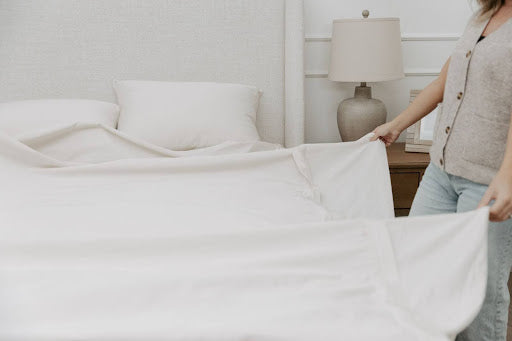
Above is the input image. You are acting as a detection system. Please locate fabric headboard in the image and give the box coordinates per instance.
[0,0,304,147]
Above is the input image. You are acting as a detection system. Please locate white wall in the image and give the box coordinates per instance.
[304,0,475,143]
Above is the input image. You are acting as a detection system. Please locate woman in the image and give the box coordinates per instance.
[371,1,512,340]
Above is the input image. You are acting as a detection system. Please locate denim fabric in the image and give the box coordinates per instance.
[410,163,512,341]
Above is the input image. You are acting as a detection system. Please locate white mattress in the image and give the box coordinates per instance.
[0,125,487,341]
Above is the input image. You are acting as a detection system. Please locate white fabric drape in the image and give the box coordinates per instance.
[0,125,487,341]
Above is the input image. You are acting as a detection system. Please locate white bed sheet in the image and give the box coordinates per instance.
[0,125,487,341]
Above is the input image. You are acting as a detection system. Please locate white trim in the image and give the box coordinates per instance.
[284,0,305,147]
[305,34,460,43]
[305,36,331,42]
[305,72,330,79]
[404,70,441,77]
[305,69,440,78]
[401,34,460,41]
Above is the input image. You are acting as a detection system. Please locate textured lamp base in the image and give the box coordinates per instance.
[337,85,387,142]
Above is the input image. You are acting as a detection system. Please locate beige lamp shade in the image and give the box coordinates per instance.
[329,17,404,83]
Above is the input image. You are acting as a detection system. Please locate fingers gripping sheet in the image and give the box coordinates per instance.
[0,124,488,341]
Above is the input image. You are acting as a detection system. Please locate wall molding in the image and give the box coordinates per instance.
[305,69,440,78]
[305,34,460,43]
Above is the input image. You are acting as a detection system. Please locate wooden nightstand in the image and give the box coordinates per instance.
[386,143,430,217]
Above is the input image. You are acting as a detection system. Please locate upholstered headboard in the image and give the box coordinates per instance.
[0,0,304,147]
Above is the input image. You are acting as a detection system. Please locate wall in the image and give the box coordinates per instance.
[304,0,475,142]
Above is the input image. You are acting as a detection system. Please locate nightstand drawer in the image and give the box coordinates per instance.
[390,172,421,209]
[387,143,430,217]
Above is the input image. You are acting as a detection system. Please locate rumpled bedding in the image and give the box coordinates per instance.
[0,123,487,341]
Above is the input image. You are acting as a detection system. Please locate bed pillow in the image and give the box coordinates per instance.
[0,99,120,138]
[114,81,261,150]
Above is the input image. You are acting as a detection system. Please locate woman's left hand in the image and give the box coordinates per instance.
[478,169,512,222]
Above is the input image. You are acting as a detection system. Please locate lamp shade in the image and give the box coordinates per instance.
[329,17,404,83]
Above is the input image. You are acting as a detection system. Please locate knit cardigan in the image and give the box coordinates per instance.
[430,14,512,185]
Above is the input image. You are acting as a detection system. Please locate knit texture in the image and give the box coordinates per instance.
[430,14,512,185]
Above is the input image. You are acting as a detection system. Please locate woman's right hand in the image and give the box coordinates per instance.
[369,121,402,147]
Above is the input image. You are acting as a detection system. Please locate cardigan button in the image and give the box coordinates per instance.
[466,50,472,58]
[445,126,451,134]
[457,92,463,100]
[439,158,444,166]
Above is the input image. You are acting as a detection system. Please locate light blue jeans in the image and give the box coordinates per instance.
[410,163,512,341]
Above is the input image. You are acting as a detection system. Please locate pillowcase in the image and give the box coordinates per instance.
[0,99,120,138]
[114,81,261,150]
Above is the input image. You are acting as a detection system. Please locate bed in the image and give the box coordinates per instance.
[0,1,488,340]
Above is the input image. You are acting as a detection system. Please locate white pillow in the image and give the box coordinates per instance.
[115,81,261,150]
[0,99,120,138]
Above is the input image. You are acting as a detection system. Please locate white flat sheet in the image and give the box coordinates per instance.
[0,124,487,341]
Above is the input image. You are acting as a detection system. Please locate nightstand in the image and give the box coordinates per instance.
[386,143,430,217]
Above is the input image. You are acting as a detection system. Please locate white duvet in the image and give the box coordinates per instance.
[0,124,487,341]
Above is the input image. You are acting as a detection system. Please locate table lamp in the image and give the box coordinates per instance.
[329,10,404,141]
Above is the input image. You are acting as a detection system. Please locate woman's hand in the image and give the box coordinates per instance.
[369,121,402,147]
[478,168,512,222]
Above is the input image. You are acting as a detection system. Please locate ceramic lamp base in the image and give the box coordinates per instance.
[337,85,387,142]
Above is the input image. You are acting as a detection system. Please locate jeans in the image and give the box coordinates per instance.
[410,163,512,341]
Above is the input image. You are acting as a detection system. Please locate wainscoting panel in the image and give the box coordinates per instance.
[303,0,473,143]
